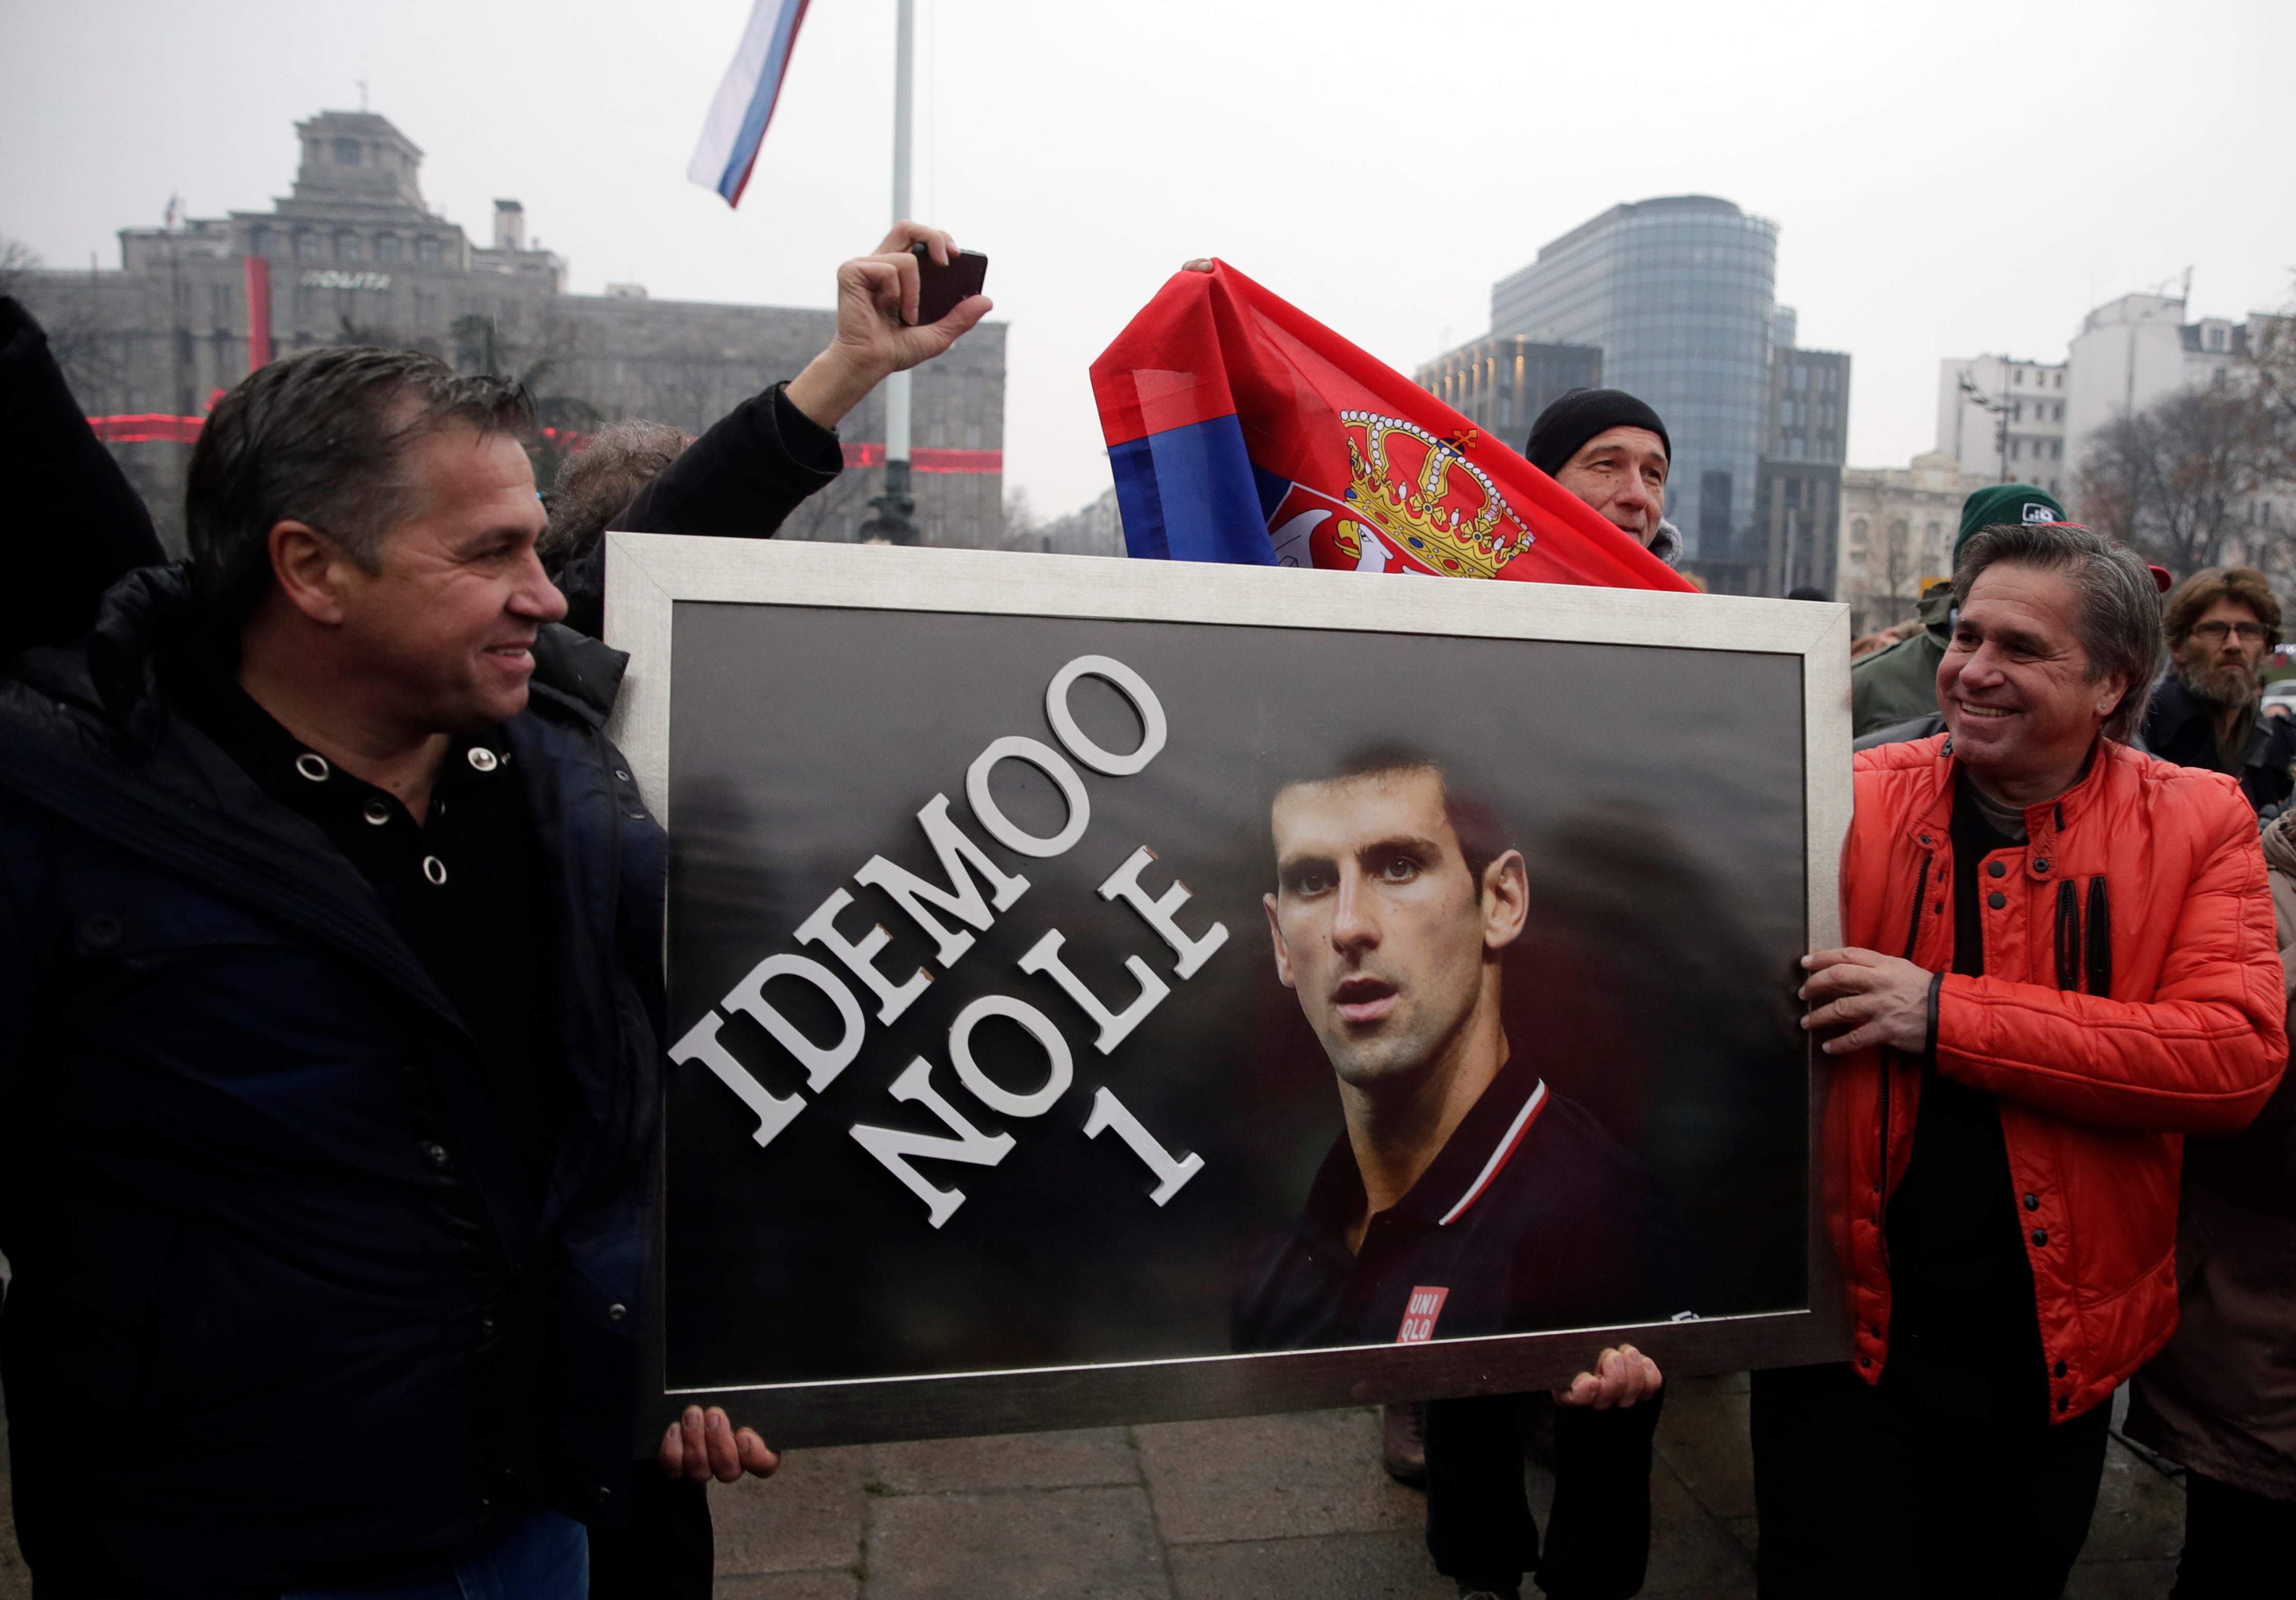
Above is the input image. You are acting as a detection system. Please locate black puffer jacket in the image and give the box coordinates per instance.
[2141,671,2296,813]
[0,296,166,662]
[0,566,666,1596]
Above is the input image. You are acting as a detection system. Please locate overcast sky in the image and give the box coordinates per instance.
[5,0,2292,521]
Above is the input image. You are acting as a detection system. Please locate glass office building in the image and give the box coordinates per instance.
[1492,196,1778,560]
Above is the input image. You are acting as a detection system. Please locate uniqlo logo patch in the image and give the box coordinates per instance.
[1395,1285,1449,1344]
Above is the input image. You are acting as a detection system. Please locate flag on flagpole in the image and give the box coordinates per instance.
[1091,261,1694,592]
[688,0,814,207]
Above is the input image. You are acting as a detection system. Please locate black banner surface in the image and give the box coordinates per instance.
[663,602,1809,1395]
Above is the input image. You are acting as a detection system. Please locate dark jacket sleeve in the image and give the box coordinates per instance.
[1540,1394,1663,1598]
[0,297,166,662]
[554,381,844,638]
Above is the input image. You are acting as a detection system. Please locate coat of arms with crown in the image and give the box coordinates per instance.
[1325,411,1536,579]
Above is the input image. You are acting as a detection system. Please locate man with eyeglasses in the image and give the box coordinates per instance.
[2141,567,2296,814]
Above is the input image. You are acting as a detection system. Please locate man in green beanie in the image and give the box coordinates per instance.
[1850,483,2066,738]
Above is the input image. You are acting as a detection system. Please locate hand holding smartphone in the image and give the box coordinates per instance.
[906,243,988,327]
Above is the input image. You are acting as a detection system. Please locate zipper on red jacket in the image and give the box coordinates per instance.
[2085,877,2112,994]
[2054,880,2080,991]
[1877,851,1933,1263]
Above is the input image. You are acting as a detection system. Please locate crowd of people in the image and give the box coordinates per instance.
[0,225,2288,1600]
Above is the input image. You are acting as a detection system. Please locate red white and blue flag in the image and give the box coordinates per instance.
[688,0,814,207]
[1091,261,1692,591]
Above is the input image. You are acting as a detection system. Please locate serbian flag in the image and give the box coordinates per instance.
[1092,262,1692,591]
[688,0,813,206]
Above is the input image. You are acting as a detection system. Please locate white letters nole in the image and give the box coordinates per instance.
[850,1057,1017,1229]
[1097,847,1229,979]
[1017,929,1170,1055]
[684,652,1210,1229]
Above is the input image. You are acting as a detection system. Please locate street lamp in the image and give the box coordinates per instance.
[1957,370,2014,482]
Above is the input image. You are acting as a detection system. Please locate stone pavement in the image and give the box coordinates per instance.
[0,1375,2190,1598]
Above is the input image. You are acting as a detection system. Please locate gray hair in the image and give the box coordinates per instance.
[1951,522,2163,743]
[540,419,691,560]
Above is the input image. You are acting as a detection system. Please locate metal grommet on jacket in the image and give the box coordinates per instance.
[294,752,330,782]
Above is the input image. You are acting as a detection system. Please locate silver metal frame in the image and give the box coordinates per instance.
[606,533,1853,1447]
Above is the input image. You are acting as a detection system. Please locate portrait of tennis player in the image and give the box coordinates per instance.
[1232,745,1698,1355]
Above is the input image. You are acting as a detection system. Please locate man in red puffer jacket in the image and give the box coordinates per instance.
[1752,520,2287,1598]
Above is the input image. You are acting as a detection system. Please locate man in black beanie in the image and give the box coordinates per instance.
[1523,388,1681,568]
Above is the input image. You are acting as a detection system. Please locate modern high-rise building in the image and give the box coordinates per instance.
[1412,335,1602,447]
[1740,321,1852,598]
[1491,195,1779,562]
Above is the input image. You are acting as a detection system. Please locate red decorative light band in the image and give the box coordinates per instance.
[840,443,1003,474]
[85,421,1006,478]
[86,414,205,443]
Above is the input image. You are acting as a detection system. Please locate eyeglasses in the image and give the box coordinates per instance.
[2190,622,2268,643]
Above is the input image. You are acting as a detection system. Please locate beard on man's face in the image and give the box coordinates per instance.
[2177,642,2261,708]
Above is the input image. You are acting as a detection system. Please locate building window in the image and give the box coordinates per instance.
[2014,369,2024,385]
[2054,372,2062,388]
[250,227,274,258]
[376,233,401,263]
[334,137,361,165]
[335,233,361,262]
[1699,470,1733,546]
[296,231,320,259]
[416,236,441,266]
[1851,518,1868,544]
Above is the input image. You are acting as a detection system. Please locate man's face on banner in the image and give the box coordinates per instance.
[1263,767,1525,1094]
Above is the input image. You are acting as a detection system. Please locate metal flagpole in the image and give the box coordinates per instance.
[865,0,920,543]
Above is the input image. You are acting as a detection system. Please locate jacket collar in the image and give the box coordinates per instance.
[1,565,629,1039]
[1304,1047,1552,1243]
[2,571,471,1038]
[530,623,627,726]
[1897,730,2119,854]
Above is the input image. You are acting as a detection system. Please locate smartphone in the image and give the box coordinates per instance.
[907,244,988,326]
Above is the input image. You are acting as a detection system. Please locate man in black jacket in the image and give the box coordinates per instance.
[552,223,991,636]
[2141,565,2296,813]
[1241,747,1667,1600]
[0,345,769,1597]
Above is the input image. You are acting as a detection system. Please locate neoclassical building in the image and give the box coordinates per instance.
[16,109,1005,553]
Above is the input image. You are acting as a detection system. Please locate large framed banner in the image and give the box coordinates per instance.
[606,535,1852,1447]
